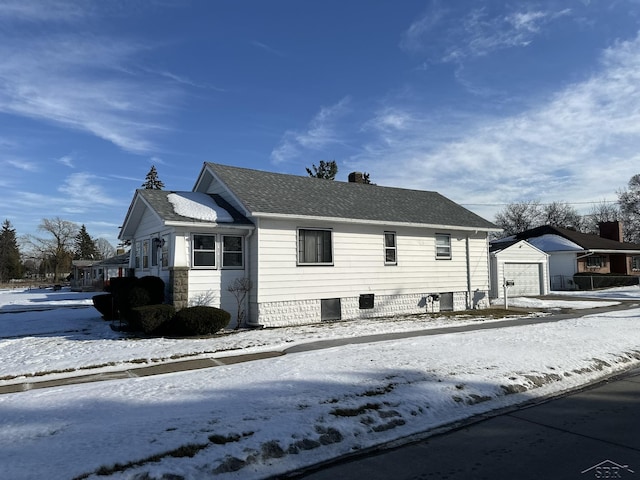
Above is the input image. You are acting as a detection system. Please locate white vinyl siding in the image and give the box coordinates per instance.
[255,219,489,304]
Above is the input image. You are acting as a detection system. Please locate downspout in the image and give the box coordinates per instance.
[466,234,472,309]
[244,227,262,328]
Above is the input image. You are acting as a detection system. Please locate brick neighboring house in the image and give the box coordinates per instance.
[491,222,640,290]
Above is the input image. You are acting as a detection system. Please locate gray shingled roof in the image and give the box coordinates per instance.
[137,189,252,225]
[514,225,640,251]
[206,163,498,230]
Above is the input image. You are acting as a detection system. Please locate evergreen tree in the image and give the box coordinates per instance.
[306,160,338,180]
[0,219,22,283]
[142,165,165,189]
[74,224,99,260]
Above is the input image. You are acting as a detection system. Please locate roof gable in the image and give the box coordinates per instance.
[119,189,252,240]
[203,163,498,231]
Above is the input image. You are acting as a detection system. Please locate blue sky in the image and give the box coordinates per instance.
[2,0,640,248]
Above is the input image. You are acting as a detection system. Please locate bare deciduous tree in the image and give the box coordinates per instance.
[582,200,619,235]
[540,201,583,231]
[618,174,640,243]
[27,217,79,281]
[95,238,117,259]
[494,201,541,237]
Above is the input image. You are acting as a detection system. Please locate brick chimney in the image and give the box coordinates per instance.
[598,221,623,242]
[348,172,364,184]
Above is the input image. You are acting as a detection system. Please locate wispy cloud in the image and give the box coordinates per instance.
[271,97,351,164]
[402,3,571,62]
[0,0,87,23]
[4,159,38,172]
[58,173,119,210]
[352,32,640,218]
[251,40,286,58]
[0,5,180,155]
[57,155,74,168]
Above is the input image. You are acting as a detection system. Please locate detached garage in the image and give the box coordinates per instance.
[490,240,549,299]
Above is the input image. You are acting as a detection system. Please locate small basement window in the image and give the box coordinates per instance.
[321,298,341,321]
[359,294,375,309]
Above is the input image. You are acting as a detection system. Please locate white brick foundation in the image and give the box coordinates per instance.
[256,290,489,328]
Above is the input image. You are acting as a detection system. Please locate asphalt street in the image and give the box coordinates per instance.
[291,368,640,480]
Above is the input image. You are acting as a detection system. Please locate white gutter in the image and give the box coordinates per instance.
[243,228,262,328]
[250,212,501,233]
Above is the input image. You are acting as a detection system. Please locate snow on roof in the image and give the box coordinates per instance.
[167,192,233,222]
[527,234,583,252]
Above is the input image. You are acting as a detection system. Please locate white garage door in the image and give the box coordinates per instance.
[504,263,541,296]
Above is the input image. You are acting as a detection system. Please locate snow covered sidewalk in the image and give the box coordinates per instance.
[0,286,639,480]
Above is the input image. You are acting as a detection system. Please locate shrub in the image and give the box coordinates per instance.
[92,293,117,320]
[137,275,165,305]
[169,306,231,336]
[573,272,639,290]
[106,275,166,322]
[128,304,176,334]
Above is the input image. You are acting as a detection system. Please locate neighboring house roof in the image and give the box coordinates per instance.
[120,189,253,239]
[489,239,548,257]
[96,252,130,267]
[496,225,640,253]
[198,163,499,231]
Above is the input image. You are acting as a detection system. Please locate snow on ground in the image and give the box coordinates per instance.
[1,286,639,480]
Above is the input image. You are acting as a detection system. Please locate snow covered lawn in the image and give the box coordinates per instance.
[0,286,639,480]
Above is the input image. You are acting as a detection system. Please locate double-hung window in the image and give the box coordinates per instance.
[633,256,640,272]
[586,255,604,268]
[161,234,169,268]
[435,234,451,260]
[134,241,141,268]
[193,234,216,268]
[298,228,333,265]
[142,240,150,269]
[384,232,397,265]
[222,235,244,268]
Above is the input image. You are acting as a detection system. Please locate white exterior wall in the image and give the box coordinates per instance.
[252,218,490,327]
[490,241,549,298]
[127,212,251,326]
[128,208,172,289]
[548,251,578,290]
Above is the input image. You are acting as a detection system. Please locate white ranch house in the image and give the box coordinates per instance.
[119,163,500,328]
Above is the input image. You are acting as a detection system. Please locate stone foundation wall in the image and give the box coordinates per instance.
[169,267,189,310]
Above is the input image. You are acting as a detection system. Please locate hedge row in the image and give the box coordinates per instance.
[92,275,230,336]
[573,272,640,290]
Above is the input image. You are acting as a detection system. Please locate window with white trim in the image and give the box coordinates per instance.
[151,238,159,267]
[586,255,604,268]
[142,240,150,269]
[384,232,397,265]
[435,234,451,260]
[298,229,333,265]
[161,234,169,269]
[633,256,640,271]
[222,235,244,268]
[193,234,216,267]
[134,241,141,268]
